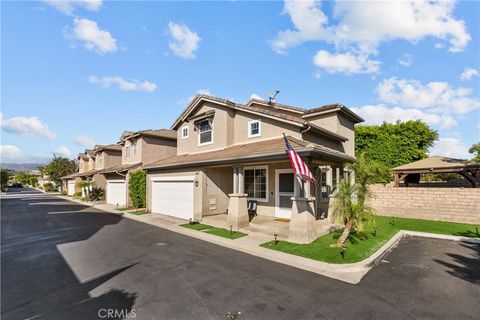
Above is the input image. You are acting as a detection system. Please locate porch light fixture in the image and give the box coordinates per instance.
[195,181,199,187]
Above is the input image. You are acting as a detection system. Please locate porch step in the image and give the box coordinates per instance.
[244,216,290,239]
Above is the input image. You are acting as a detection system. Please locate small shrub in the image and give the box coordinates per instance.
[73,191,82,198]
[43,182,55,192]
[60,190,67,196]
[88,186,104,201]
[129,170,146,208]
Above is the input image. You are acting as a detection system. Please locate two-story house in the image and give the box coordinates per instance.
[97,129,177,208]
[62,149,95,195]
[143,94,363,244]
[61,144,122,196]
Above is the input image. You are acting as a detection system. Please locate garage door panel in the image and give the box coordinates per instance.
[107,180,126,207]
[151,178,193,220]
[67,181,75,196]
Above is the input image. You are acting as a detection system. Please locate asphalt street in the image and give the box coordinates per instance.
[1,188,479,320]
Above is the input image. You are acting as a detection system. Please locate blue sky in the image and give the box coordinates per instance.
[1,0,479,163]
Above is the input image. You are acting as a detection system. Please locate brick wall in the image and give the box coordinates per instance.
[368,184,480,224]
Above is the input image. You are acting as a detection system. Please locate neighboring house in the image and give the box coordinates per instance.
[61,149,94,196]
[143,95,363,243]
[61,144,122,196]
[96,129,177,208]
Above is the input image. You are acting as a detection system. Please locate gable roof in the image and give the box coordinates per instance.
[143,135,354,171]
[171,94,357,142]
[92,144,122,155]
[119,129,177,144]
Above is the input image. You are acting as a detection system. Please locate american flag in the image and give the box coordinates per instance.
[283,135,316,183]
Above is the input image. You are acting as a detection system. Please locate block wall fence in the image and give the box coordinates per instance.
[368,184,480,225]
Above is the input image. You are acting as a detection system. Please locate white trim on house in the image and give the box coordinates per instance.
[243,165,269,203]
[181,126,189,139]
[197,119,214,146]
[275,168,297,218]
[248,120,262,138]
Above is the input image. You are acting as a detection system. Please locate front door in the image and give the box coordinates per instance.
[275,169,296,219]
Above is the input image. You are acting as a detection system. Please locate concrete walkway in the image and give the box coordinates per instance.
[58,195,480,284]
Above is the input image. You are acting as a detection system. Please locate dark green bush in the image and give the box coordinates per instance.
[88,186,104,201]
[129,170,146,208]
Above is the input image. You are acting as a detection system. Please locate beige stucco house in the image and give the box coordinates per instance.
[96,129,177,208]
[61,144,122,196]
[144,95,363,243]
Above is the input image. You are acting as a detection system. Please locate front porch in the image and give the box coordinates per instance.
[202,159,347,244]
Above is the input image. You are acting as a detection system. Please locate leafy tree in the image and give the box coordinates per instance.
[1,168,14,191]
[14,171,36,185]
[41,155,77,186]
[469,142,480,163]
[355,120,438,182]
[331,154,387,247]
[129,170,146,208]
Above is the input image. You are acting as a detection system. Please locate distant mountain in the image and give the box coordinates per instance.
[0,163,43,172]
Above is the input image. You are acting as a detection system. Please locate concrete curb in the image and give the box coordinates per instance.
[54,194,480,284]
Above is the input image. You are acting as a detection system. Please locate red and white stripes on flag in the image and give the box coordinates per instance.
[283,135,316,183]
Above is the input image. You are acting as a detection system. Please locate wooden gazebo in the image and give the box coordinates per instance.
[392,156,480,187]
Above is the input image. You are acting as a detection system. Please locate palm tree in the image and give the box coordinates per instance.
[331,153,386,247]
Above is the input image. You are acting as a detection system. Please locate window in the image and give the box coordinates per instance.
[244,167,268,201]
[197,119,213,145]
[248,120,261,138]
[132,141,137,156]
[181,126,189,139]
[125,146,130,158]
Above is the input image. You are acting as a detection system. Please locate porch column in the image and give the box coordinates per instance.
[233,167,239,194]
[289,165,316,244]
[238,167,245,194]
[227,166,249,229]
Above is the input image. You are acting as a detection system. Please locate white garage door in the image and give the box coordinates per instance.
[106,180,127,207]
[67,181,76,196]
[151,176,194,220]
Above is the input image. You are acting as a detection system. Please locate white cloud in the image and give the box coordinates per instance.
[1,113,56,139]
[54,146,71,157]
[250,93,262,100]
[74,134,96,148]
[88,75,156,92]
[271,0,470,75]
[429,137,470,159]
[398,53,413,67]
[67,18,117,54]
[168,22,201,59]
[312,50,380,74]
[351,104,457,129]
[272,0,470,53]
[460,67,479,81]
[377,77,480,114]
[44,0,102,16]
[0,145,23,162]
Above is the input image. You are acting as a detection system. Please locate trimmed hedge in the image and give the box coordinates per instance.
[129,170,146,208]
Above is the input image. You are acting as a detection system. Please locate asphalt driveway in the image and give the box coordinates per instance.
[1,188,479,320]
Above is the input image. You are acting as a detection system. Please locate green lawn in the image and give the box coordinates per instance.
[180,223,247,240]
[261,216,479,264]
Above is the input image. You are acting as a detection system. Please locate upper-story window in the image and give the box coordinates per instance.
[181,126,189,139]
[125,145,130,158]
[248,120,261,138]
[197,119,213,145]
[132,141,137,156]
